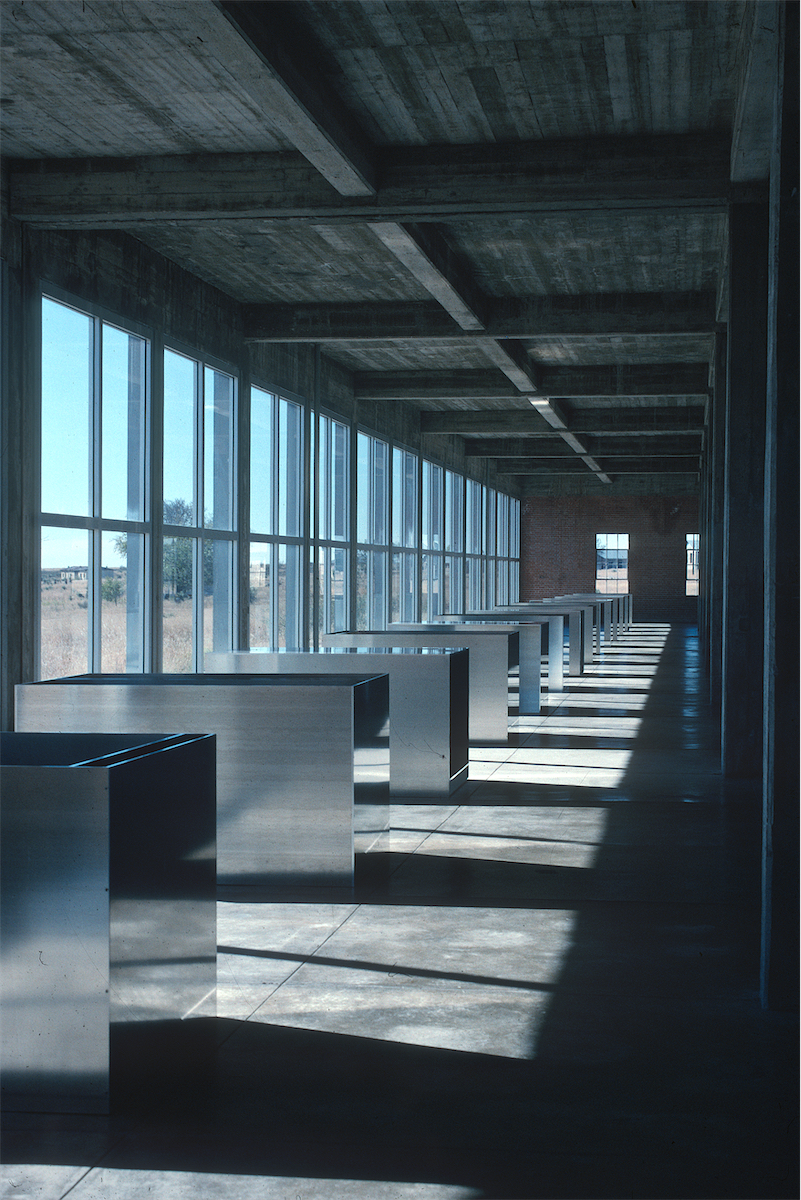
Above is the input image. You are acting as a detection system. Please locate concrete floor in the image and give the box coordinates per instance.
[2,624,797,1200]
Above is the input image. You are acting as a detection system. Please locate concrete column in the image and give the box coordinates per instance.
[0,216,38,729]
[721,205,768,778]
[761,0,798,1011]
[707,332,727,710]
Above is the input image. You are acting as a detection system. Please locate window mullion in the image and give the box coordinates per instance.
[193,362,204,671]
[91,318,102,670]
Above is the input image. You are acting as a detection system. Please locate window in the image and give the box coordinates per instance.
[315,413,350,635]
[443,469,464,615]
[391,447,418,623]
[249,388,304,649]
[686,533,699,596]
[162,349,237,671]
[40,296,148,679]
[421,459,443,620]
[465,478,484,610]
[596,533,629,594]
[356,432,390,629]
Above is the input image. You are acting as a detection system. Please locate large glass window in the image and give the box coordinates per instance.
[39,294,520,666]
[465,478,484,611]
[421,460,443,620]
[249,387,304,649]
[162,348,237,670]
[356,432,390,629]
[596,533,629,594]
[316,414,350,636]
[391,447,418,622]
[39,296,148,679]
[444,469,464,615]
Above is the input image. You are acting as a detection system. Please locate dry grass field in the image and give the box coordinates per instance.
[40,576,195,677]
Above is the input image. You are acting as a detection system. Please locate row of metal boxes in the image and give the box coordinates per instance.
[2,602,630,1114]
[1,643,481,1114]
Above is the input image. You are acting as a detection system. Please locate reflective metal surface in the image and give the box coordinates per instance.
[0,731,216,1114]
[323,628,517,743]
[430,616,544,712]
[206,648,468,798]
[491,603,585,675]
[551,595,617,652]
[15,673,390,887]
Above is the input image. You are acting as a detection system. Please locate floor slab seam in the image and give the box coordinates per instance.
[219,904,367,1027]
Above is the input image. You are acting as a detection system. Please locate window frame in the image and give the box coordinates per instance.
[37,287,154,679]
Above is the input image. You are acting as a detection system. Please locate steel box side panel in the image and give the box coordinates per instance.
[15,681,362,885]
[206,650,469,797]
[321,632,510,743]
[1,765,111,1113]
[352,674,390,853]
[107,735,217,1029]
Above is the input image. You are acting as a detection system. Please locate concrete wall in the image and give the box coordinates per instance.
[520,494,699,622]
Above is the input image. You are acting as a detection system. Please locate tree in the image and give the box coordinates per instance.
[113,500,214,601]
[101,577,123,605]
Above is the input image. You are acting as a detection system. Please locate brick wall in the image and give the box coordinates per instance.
[521,494,700,623]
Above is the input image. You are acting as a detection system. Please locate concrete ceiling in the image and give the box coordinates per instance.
[0,0,776,494]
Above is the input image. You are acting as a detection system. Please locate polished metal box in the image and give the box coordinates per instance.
[15,673,390,887]
[0,731,216,1114]
[205,647,469,799]
[432,615,550,709]
[322,627,518,743]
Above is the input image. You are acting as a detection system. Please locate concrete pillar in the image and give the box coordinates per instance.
[708,332,727,711]
[721,205,768,778]
[0,216,38,729]
[761,0,799,1011]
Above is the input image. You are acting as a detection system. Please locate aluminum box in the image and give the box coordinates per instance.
[206,647,468,799]
[15,673,390,887]
[322,628,518,743]
[0,731,216,1114]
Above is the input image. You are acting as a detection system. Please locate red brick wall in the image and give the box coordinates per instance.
[520,494,699,622]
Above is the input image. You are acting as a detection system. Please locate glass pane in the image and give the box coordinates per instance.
[40,528,90,679]
[391,551,416,623]
[370,550,387,629]
[466,480,482,554]
[330,546,348,632]
[249,544,272,648]
[466,556,483,610]
[204,367,235,531]
[422,553,442,620]
[496,559,508,606]
[162,536,195,672]
[445,471,463,552]
[355,549,368,629]
[392,448,417,548]
[373,439,389,545]
[250,387,274,536]
[278,398,303,538]
[102,324,147,522]
[357,433,370,545]
[317,416,330,540]
[332,421,349,541]
[100,530,144,673]
[277,543,302,649]
[485,488,496,556]
[41,298,92,517]
[403,452,417,547]
[318,546,348,634]
[164,349,197,526]
[203,539,234,656]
